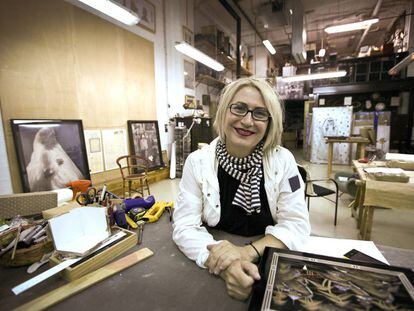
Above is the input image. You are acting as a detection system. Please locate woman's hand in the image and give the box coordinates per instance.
[220,260,261,300]
[206,241,256,275]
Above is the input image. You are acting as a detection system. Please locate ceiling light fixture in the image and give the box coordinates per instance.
[324,18,379,34]
[263,40,276,55]
[388,52,414,75]
[175,42,225,72]
[282,71,347,82]
[78,0,139,25]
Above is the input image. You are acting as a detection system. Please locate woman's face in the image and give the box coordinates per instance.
[223,86,269,158]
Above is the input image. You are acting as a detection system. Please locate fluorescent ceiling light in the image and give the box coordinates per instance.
[324,18,379,34]
[282,71,347,82]
[78,0,139,26]
[262,40,276,55]
[175,42,224,71]
[388,52,414,75]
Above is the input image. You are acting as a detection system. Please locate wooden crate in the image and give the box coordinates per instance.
[49,227,137,281]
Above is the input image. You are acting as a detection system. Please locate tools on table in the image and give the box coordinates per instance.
[75,185,120,206]
[0,220,50,262]
[137,220,145,245]
[110,194,173,228]
[140,201,173,223]
[75,187,98,206]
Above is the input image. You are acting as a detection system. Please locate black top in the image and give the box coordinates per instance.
[213,165,274,237]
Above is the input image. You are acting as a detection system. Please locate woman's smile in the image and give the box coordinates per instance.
[234,127,255,137]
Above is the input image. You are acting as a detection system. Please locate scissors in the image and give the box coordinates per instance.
[76,187,97,206]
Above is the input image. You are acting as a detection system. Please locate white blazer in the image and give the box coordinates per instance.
[172,138,310,268]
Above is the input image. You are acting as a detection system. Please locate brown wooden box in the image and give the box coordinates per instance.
[49,227,137,281]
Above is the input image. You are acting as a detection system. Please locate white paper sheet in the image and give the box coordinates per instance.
[84,129,104,173]
[300,236,389,264]
[101,128,128,170]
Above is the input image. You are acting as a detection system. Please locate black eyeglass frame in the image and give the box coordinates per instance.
[228,103,271,121]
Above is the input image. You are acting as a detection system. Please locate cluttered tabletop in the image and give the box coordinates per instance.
[0,188,247,311]
[2,185,414,310]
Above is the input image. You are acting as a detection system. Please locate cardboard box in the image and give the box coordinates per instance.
[0,191,57,219]
[49,227,137,281]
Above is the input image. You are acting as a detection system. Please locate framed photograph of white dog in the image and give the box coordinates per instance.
[84,129,104,174]
[124,0,156,33]
[127,120,164,171]
[101,128,128,171]
[10,119,90,192]
[184,60,195,89]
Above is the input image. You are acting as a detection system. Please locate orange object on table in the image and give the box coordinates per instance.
[66,180,92,200]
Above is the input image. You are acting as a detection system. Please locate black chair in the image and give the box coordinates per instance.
[297,165,339,225]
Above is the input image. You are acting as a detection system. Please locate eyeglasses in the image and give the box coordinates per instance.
[228,102,271,121]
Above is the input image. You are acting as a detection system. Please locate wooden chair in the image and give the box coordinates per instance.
[116,155,150,198]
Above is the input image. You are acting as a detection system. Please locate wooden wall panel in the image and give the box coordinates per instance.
[0,0,156,192]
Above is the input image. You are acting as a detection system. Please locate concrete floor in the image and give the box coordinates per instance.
[149,150,414,251]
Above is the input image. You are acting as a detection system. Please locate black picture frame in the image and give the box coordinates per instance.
[10,119,90,192]
[249,247,414,311]
[127,120,164,171]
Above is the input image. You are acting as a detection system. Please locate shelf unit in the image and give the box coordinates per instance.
[194,38,252,89]
[195,74,226,89]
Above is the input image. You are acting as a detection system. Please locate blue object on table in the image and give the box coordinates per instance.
[123,195,155,212]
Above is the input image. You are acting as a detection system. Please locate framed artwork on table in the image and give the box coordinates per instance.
[124,0,156,33]
[182,25,194,46]
[127,120,164,171]
[184,60,195,89]
[249,248,414,311]
[11,119,90,192]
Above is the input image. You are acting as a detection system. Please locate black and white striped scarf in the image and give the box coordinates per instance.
[216,140,264,215]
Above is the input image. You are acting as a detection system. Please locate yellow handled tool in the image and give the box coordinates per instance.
[141,201,173,223]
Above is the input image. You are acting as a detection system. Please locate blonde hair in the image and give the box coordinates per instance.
[213,77,284,153]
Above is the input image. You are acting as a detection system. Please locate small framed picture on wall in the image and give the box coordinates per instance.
[182,25,193,46]
[124,0,156,33]
[184,60,195,89]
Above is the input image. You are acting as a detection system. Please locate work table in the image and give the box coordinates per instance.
[1,216,413,310]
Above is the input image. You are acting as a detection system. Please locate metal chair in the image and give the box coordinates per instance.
[297,165,339,225]
[116,155,150,198]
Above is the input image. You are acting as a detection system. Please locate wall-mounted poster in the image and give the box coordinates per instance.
[84,130,104,174]
[101,128,128,170]
[310,107,353,164]
[184,60,195,89]
[11,119,90,192]
[127,121,164,171]
[124,0,156,33]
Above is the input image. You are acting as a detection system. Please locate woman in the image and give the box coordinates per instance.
[172,77,310,300]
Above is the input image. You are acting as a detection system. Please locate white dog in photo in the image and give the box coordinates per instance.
[26,127,83,191]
